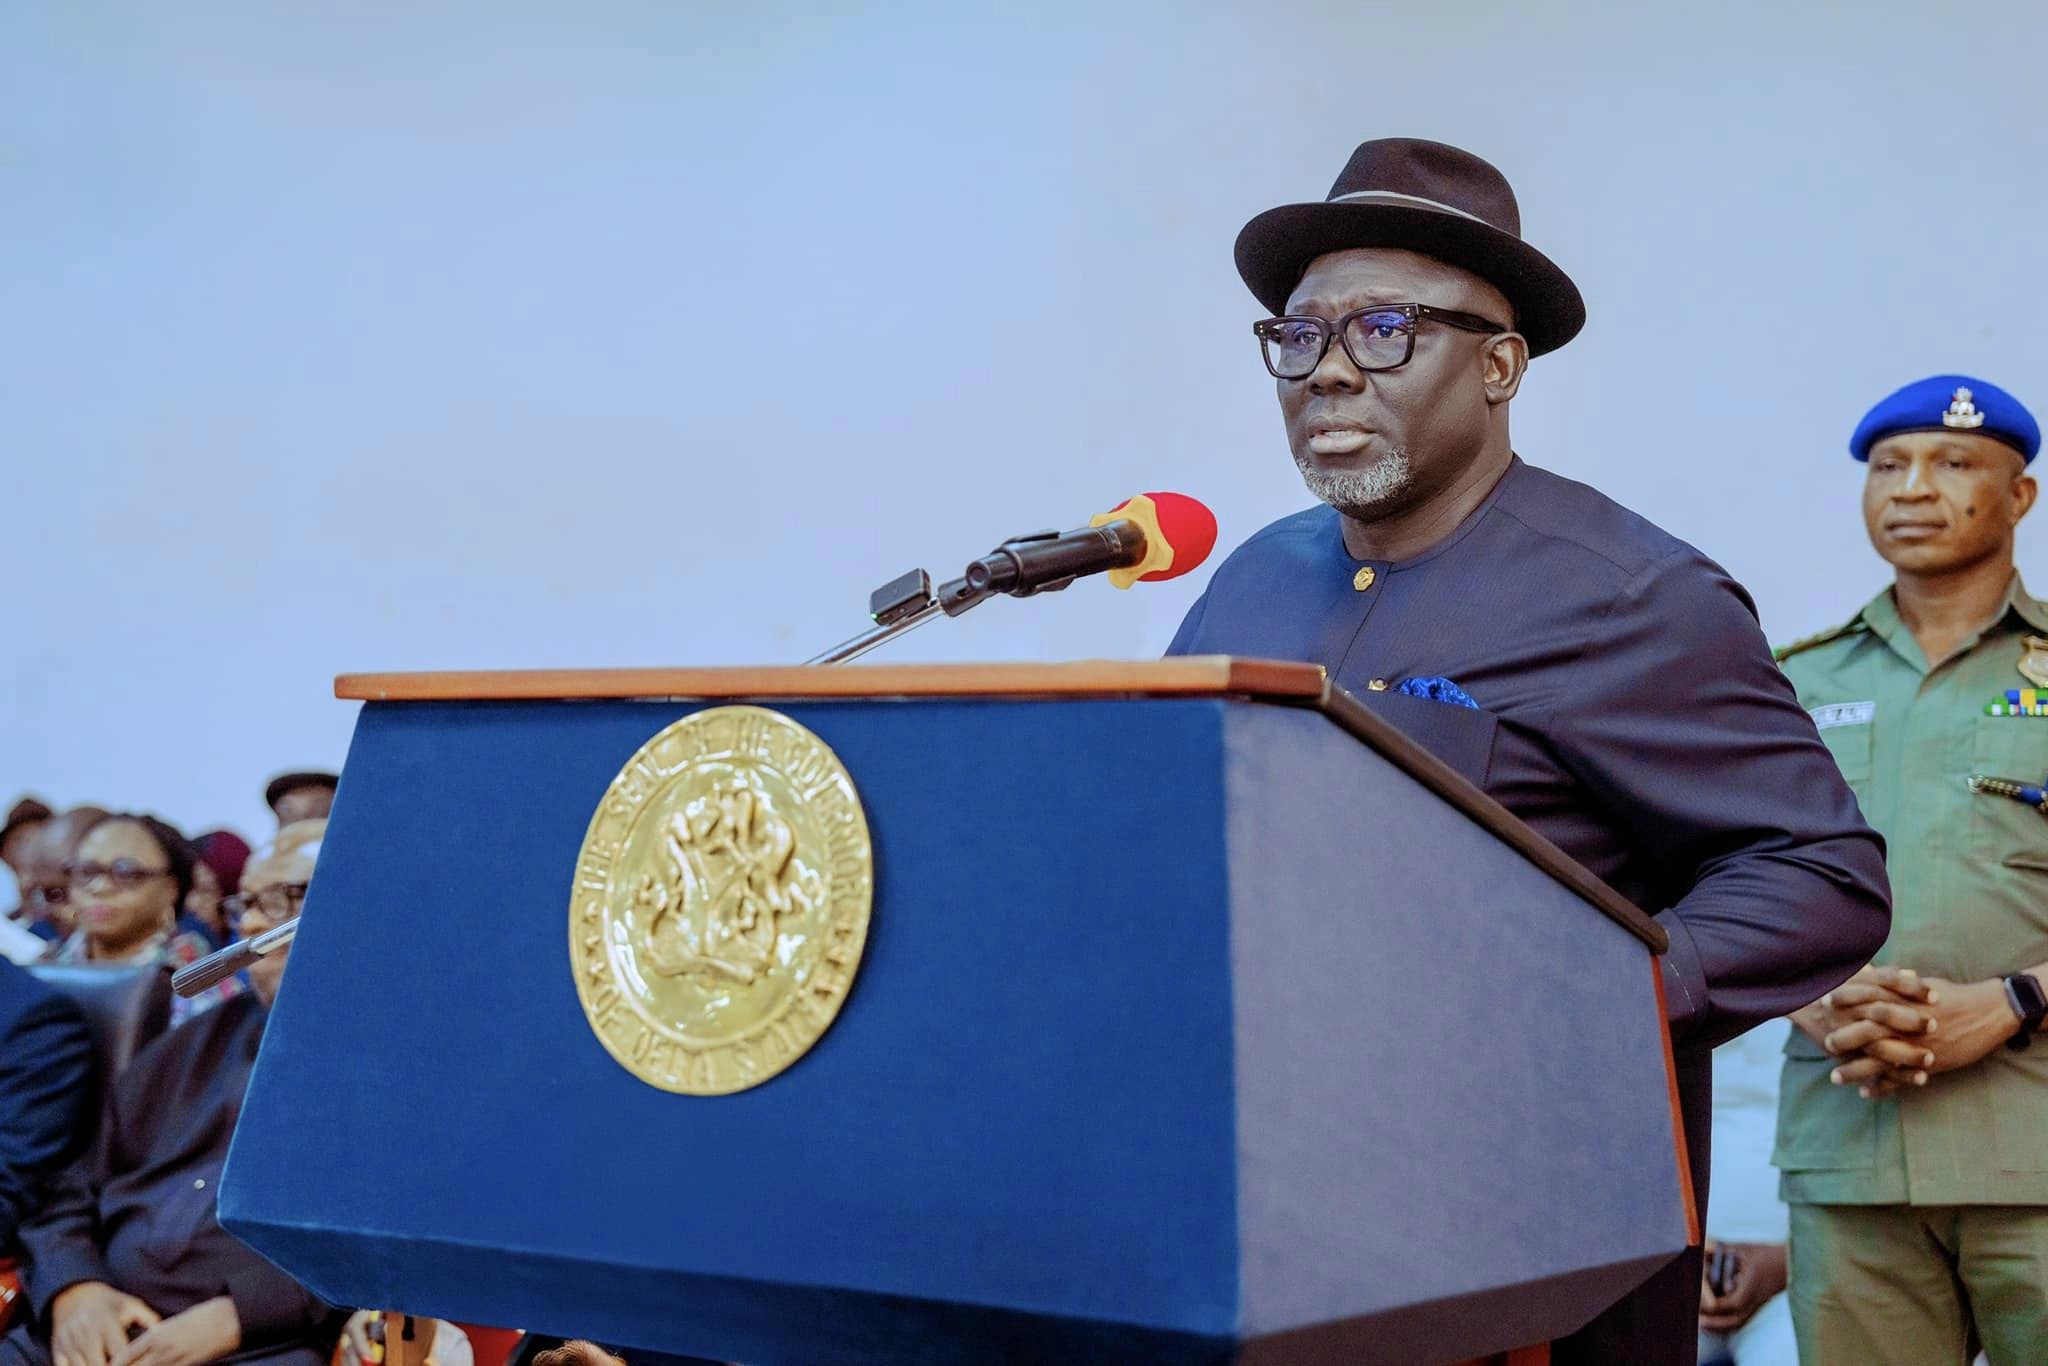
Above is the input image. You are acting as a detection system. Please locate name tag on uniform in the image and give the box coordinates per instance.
[1810,701,1875,730]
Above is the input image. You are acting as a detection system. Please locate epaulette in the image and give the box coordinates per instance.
[1773,618,1869,663]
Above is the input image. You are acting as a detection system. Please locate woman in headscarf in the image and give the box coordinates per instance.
[179,828,251,949]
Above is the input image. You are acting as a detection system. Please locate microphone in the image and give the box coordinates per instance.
[960,492,1218,598]
[172,916,298,997]
[806,492,1218,660]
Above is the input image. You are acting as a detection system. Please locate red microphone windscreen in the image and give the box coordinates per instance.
[1091,492,1218,587]
[1131,491,1217,582]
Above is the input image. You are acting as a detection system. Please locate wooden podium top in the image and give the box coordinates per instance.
[334,657,1326,703]
[332,655,1664,953]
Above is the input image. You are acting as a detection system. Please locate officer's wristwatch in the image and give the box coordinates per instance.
[2003,972,2047,1052]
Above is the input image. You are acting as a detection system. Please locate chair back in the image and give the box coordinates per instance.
[2,963,171,1336]
[27,962,173,1088]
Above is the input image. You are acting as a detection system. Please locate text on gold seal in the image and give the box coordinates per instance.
[569,706,873,1094]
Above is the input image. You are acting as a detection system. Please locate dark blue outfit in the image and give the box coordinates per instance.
[175,914,224,953]
[1169,457,1892,1364]
[3,995,339,1366]
[0,961,93,1252]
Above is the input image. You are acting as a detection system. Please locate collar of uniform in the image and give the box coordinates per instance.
[1861,573,2048,651]
[1856,586,1902,644]
[2008,574,2048,634]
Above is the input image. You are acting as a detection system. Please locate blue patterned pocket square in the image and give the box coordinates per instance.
[1396,675,1479,709]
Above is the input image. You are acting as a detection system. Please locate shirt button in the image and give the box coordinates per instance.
[193,1178,206,1190]
[1367,678,1389,692]
[1352,566,1377,592]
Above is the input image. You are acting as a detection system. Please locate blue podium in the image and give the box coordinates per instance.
[221,659,1692,1366]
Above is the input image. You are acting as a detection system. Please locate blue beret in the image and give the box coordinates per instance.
[1851,374,2040,464]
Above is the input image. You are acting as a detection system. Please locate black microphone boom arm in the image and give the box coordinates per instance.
[804,516,1149,665]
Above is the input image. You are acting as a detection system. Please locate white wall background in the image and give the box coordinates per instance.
[7,0,2047,839]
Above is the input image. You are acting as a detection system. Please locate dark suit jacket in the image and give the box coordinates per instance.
[16,995,338,1359]
[1170,458,1893,1364]
[0,961,94,1251]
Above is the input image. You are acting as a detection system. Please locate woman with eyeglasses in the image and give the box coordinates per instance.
[47,812,241,1023]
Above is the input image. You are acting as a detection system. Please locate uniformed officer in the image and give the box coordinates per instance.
[1774,374,2048,1365]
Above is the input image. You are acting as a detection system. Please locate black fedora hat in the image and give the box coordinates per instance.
[1234,138,1585,356]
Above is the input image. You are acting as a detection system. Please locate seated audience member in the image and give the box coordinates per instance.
[47,814,237,1024]
[263,774,336,831]
[530,1344,624,1366]
[518,1336,715,1366]
[0,799,47,960]
[0,960,94,1251]
[11,809,108,947]
[1,821,343,1366]
[1698,1018,1794,1364]
[1,802,52,905]
[0,802,52,963]
[178,831,251,951]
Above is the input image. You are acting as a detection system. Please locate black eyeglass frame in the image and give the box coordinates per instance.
[64,859,174,890]
[224,882,311,927]
[1252,302,1509,380]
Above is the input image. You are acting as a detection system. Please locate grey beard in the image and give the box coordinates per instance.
[1294,447,1413,517]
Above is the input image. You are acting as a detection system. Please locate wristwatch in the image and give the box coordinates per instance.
[2003,972,2047,1052]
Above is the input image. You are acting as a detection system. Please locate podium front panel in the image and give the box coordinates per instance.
[223,691,1687,1365]
[229,698,1245,1361]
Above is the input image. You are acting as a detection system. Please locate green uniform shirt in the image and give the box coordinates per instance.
[1774,575,2048,1205]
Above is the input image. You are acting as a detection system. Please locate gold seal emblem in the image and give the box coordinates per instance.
[569,706,873,1095]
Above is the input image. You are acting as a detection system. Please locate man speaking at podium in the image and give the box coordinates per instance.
[1168,138,1891,1363]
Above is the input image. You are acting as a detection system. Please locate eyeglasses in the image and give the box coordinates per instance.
[66,860,173,890]
[224,883,309,926]
[1253,303,1508,381]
